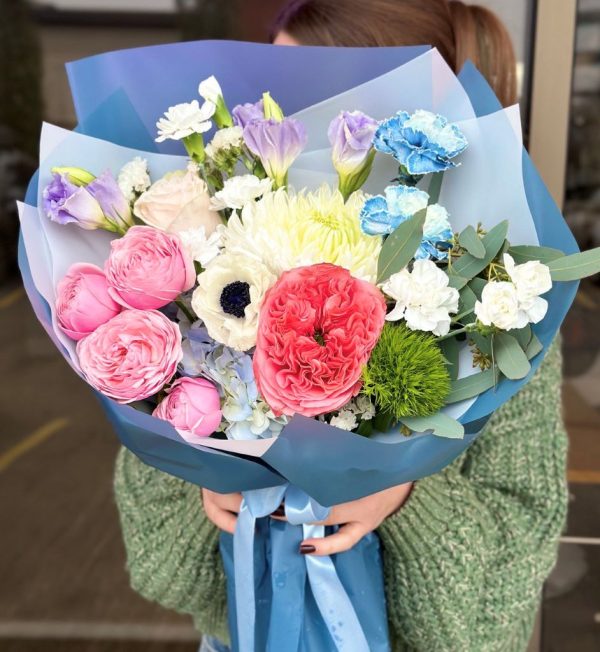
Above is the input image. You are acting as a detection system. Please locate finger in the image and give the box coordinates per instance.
[300,522,367,556]
[204,490,243,514]
[203,500,238,534]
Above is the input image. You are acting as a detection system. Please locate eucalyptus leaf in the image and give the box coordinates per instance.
[470,331,492,356]
[458,225,485,259]
[548,248,600,281]
[439,337,459,381]
[507,245,564,264]
[447,273,469,290]
[377,209,426,282]
[494,332,531,380]
[510,325,532,350]
[401,413,464,439]
[458,285,477,318]
[445,368,496,404]
[427,171,444,205]
[452,221,509,280]
[526,333,543,359]
[468,277,487,298]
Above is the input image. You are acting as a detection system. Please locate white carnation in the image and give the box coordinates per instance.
[381,259,459,336]
[178,224,225,267]
[210,175,272,211]
[423,203,452,238]
[156,99,215,143]
[205,126,244,159]
[117,157,151,202]
[191,253,276,351]
[474,281,527,330]
[503,253,552,306]
[198,75,223,104]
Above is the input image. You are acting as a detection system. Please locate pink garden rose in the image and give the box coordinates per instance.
[56,263,122,340]
[253,263,387,417]
[153,377,222,441]
[105,225,195,310]
[77,309,182,403]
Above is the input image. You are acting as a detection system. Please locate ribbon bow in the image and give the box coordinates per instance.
[234,484,371,651]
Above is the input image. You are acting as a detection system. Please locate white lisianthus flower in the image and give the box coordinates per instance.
[205,126,244,159]
[381,259,459,336]
[178,224,225,267]
[198,75,223,104]
[156,99,215,143]
[330,410,358,431]
[133,165,223,235]
[503,253,551,324]
[210,175,272,211]
[191,253,276,351]
[474,281,528,330]
[117,157,151,202]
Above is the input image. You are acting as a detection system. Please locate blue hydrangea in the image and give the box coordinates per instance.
[360,186,453,260]
[374,109,468,175]
[180,323,286,440]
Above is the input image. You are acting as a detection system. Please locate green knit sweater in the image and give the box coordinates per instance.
[113,340,567,651]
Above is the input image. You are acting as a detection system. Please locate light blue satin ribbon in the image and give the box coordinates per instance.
[234,485,371,652]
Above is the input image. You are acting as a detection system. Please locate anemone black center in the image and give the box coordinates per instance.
[220,281,251,318]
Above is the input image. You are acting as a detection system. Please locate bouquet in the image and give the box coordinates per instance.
[19,42,600,652]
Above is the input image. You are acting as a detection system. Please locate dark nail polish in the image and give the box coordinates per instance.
[300,544,316,554]
[272,505,285,517]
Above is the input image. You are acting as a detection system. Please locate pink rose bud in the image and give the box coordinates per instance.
[76,309,182,403]
[56,263,122,340]
[105,225,195,310]
[153,377,222,441]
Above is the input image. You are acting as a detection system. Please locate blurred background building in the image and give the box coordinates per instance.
[0,1,598,651]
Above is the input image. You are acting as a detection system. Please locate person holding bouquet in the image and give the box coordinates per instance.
[114,2,567,650]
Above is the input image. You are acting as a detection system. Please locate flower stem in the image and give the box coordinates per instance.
[175,298,196,324]
[437,323,476,342]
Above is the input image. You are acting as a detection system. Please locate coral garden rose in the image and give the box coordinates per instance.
[153,377,222,442]
[56,263,122,340]
[77,309,182,403]
[253,263,387,417]
[105,225,195,310]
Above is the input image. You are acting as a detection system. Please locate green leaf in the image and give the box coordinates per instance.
[377,209,426,282]
[526,333,543,359]
[427,172,444,205]
[470,331,492,356]
[494,332,531,380]
[445,368,496,403]
[452,221,509,280]
[457,286,477,318]
[507,245,564,264]
[401,413,464,439]
[447,273,469,290]
[468,277,487,299]
[510,325,532,350]
[547,248,600,281]
[458,225,485,259]
[439,337,460,381]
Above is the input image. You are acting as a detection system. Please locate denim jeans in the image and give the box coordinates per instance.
[198,635,231,652]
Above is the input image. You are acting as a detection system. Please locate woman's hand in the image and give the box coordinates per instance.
[201,483,413,553]
[290,483,413,556]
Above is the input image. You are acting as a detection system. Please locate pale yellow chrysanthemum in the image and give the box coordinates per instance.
[224,185,382,283]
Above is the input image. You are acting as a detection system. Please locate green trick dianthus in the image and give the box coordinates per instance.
[362,323,450,422]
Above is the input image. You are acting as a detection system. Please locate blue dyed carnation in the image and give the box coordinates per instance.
[180,323,286,440]
[360,186,453,260]
[374,109,468,175]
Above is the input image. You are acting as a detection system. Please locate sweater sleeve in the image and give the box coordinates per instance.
[377,338,568,652]
[113,446,229,642]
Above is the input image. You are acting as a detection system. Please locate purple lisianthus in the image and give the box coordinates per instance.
[328,110,378,197]
[243,117,307,187]
[42,170,133,234]
[232,99,264,128]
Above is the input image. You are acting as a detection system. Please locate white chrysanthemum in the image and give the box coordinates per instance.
[191,253,276,351]
[224,185,382,282]
[156,99,215,143]
[205,126,243,159]
[474,281,526,330]
[382,259,459,336]
[198,75,222,104]
[118,157,151,202]
[210,175,272,211]
[330,410,358,431]
[178,224,225,267]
